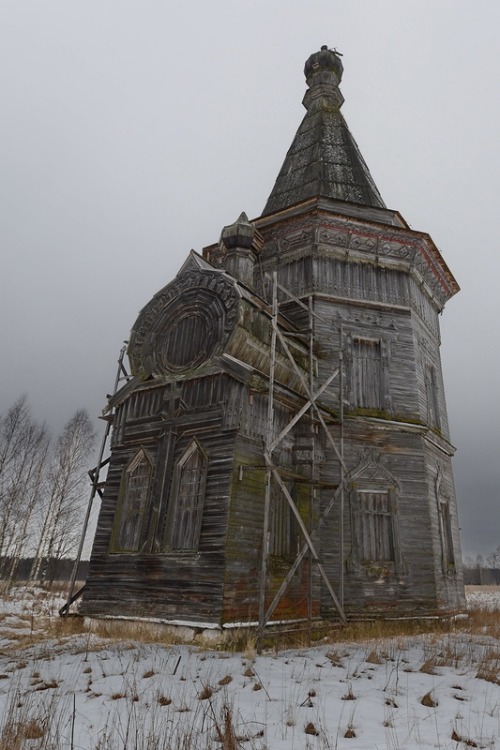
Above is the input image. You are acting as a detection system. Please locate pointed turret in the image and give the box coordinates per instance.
[263,46,385,216]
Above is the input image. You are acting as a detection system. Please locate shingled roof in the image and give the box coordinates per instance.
[263,46,386,216]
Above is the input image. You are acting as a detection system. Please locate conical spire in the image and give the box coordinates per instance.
[263,46,386,216]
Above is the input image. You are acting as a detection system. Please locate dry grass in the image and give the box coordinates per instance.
[341,684,356,701]
[156,694,172,706]
[0,718,45,749]
[212,703,239,749]
[464,609,500,640]
[304,721,319,736]
[198,685,214,700]
[88,618,186,645]
[419,657,440,675]
[365,648,384,664]
[421,690,438,707]
[0,585,498,750]
[451,729,479,747]
[344,723,357,739]
[475,650,500,685]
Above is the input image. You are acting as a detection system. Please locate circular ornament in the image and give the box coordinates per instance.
[128,270,239,378]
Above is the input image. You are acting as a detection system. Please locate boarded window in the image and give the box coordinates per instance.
[436,468,455,571]
[351,338,383,409]
[440,501,455,567]
[114,449,153,552]
[270,483,296,557]
[358,491,394,563]
[427,366,441,429]
[167,440,207,552]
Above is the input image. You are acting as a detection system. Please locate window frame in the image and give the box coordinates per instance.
[347,335,388,412]
[269,481,297,558]
[111,448,154,553]
[163,439,208,553]
[347,450,403,577]
[426,364,441,430]
[435,468,455,572]
[356,489,395,564]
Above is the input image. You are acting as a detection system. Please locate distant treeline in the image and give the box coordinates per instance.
[463,548,500,586]
[0,557,89,582]
[463,566,500,586]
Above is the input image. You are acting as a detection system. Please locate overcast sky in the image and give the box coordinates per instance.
[1,1,498,559]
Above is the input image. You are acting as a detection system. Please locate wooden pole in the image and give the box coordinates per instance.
[268,463,345,622]
[260,296,348,623]
[268,369,339,454]
[274,325,348,474]
[264,480,346,624]
[62,344,128,616]
[339,342,345,610]
[258,272,278,643]
[308,296,314,631]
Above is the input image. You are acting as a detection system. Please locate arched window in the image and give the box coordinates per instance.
[113,449,153,553]
[166,440,207,552]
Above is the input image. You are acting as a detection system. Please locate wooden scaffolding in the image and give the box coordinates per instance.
[257,271,347,638]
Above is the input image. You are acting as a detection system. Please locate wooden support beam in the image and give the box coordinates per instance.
[259,276,348,633]
[273,321,349,475]
[258,272,278,641]
[265,459,346,624]
[63,344,128,616]
[264,273,327,322]
[264,480,346,625]
[268,368,339,454]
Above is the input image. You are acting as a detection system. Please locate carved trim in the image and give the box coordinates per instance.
[129,270,240,378]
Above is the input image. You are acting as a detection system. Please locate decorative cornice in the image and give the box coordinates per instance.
[258,211,458,308]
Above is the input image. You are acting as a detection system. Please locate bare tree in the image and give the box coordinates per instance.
[31,409,95,583]
[0,396,50,581]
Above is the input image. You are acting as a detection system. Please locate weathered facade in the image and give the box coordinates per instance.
[81,46,465,627]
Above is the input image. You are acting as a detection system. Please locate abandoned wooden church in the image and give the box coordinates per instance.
[80,46,465,629]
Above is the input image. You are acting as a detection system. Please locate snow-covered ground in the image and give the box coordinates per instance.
[0,586,498,749]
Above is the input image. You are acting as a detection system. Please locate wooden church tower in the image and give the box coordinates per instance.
[81,47,465,629]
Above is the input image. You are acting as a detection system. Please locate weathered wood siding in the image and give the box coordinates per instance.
[318,420,464,618]
[82,366,319,624]
[222,426,321,624]
[81,376,241,623]
[253,204,464,617]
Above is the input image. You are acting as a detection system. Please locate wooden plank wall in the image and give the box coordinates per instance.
[254,223,464,618]
[81,375,241,623]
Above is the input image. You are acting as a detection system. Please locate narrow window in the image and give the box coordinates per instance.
[440,501,455,567]
[436,467,455,571]
[270,483,296,557]
[427,366,441,429]
[167,440,207,552]
[358,491,394,563]
[114,449,153,552]
[351,338,383,409]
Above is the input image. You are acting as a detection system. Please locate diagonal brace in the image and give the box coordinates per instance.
[273,321,348,475]
[268,368,339,454]
[265,456,346,623]
[264,480,347,625]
